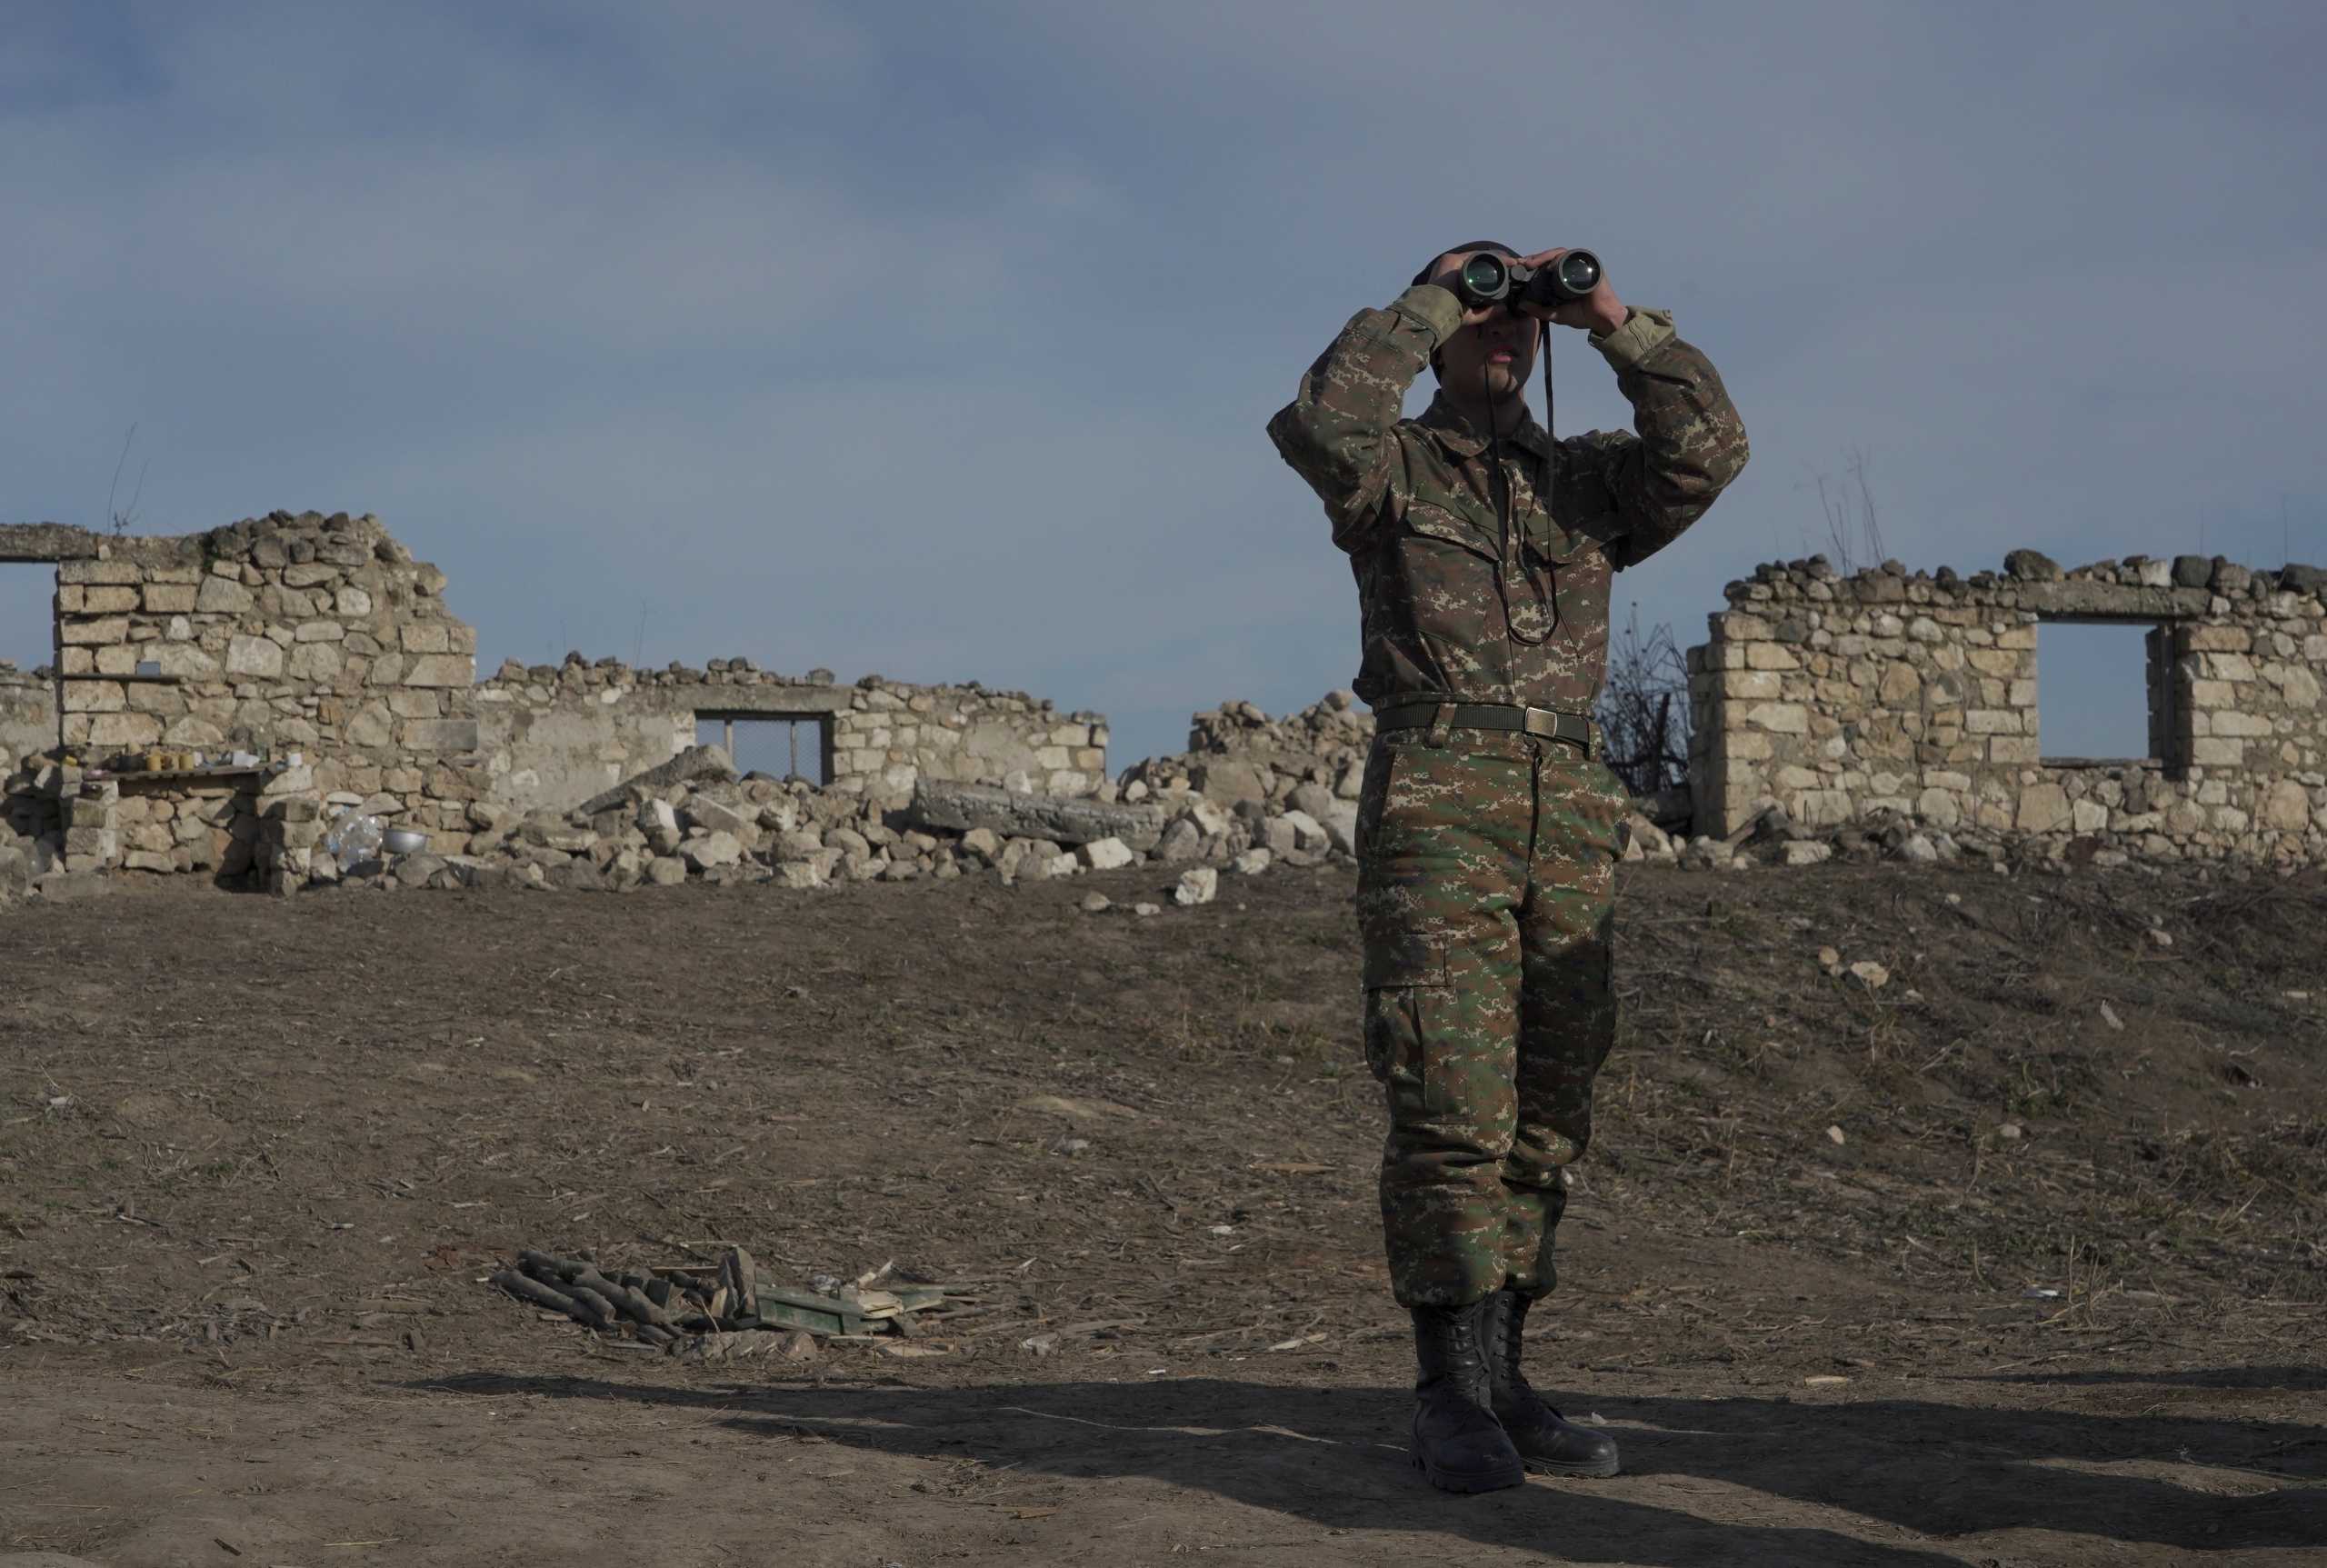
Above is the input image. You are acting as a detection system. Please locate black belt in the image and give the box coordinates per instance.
[1371,701,1594,752]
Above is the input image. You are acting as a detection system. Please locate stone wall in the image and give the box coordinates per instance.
[476,654,1107,814]
[1118,692,1372,816]
[1,665,55,781]
[1688,552,2327,865]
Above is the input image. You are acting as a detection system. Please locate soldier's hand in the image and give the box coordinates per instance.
[1426,250,1517,330]
[1513,248,1628,335]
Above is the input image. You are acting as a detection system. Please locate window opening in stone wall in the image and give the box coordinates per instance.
[1,565,54,674]
[695,714,830,786]
[2037,621,2165,764]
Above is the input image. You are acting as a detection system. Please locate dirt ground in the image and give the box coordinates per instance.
[2,859,2322,1566]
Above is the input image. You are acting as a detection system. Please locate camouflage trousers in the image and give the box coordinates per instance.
[1354,724,1626,1308]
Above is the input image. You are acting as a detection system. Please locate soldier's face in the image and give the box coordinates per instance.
[1430,251,1538,403]
[1441,309,1537,402]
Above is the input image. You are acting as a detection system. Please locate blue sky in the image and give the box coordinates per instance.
[5,1,2322,767]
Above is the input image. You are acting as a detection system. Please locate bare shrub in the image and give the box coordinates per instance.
[1597,605,1691,797]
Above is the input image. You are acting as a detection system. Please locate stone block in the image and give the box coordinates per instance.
[1876,663,1921,704]
[1744,643,1800,671]
[1965,709,2022,735]
[88,712,162,747]
[346,704,394,746]
[401,623,452,654]
[226,635,284,677]
[59,615,130,645]
[295,619,346,643]
[65,824,119,858]
[2017,783,2071,834]
[2212,711,2273,738]
[153,642,218,677]
[82,584,139,613]
[2261,779,2312,831]
[60,557,141,584]
[399,718,482,753]
[2191,737,2244,766]
[1987,736,2040,764]
[1173,866,1219,906]
[142,583,197,614]
[403,654,473,687]
[283,564,339,588]
[1915,787,1962,828]
[287,643,344,683]
[2071,799,2109,834]
[1743,702,1808,734]
[195,576,254,614]
[1078,836,1135,871]
[336,586,374,615]
[62,680,125,714]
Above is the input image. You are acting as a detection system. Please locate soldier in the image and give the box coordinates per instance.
[1266,243,1748,1492]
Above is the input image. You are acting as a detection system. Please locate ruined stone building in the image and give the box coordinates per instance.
[6,508,2325,893]
[0,512,1104,886]
[1687,551,2327,863]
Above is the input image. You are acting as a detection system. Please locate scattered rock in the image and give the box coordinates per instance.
[1846,960,1891,990]
[1078,836,1135,872]
[681,831,744,871]
[1173,867,1219,907]
[1825,1125,1847,1146]
[1079,893,1112,914]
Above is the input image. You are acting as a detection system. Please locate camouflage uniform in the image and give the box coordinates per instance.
[1268,282,1747,1307]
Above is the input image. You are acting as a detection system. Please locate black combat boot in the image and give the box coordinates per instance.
[1408,1300,1525,1493]
[1482,1288,1620,1476]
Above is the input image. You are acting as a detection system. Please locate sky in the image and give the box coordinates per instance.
[5,1,2323,768]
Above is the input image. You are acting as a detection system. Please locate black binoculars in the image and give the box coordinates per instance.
[1453,249,1603,312]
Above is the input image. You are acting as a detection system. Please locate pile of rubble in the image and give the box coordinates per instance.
[1118,691,1372,809]
[309,732,1363,900]
[1624,798,2136,874]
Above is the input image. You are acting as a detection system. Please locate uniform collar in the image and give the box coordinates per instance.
[1414,392,1552,461]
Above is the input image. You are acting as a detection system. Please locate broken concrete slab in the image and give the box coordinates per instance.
[575,744,737,817]
[907,777,1166,851]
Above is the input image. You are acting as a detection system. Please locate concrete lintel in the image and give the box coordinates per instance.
[676,684,852,717]
[2020,582,2210,620]
[0,523,102,563]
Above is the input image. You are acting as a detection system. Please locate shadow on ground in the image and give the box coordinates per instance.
[418,1373,2327,1562]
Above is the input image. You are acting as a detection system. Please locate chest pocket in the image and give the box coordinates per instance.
[1402,499,1500,562]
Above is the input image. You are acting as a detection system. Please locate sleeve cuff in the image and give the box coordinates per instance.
[1591,306,1676,371]
[1390,283,1465,348]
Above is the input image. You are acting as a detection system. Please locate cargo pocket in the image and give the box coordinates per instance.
[1361,932,1450,1084]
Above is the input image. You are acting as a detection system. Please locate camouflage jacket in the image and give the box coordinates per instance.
[1267,284,1748,715]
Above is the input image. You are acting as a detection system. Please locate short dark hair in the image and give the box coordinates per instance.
[1413,241,1520,379]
